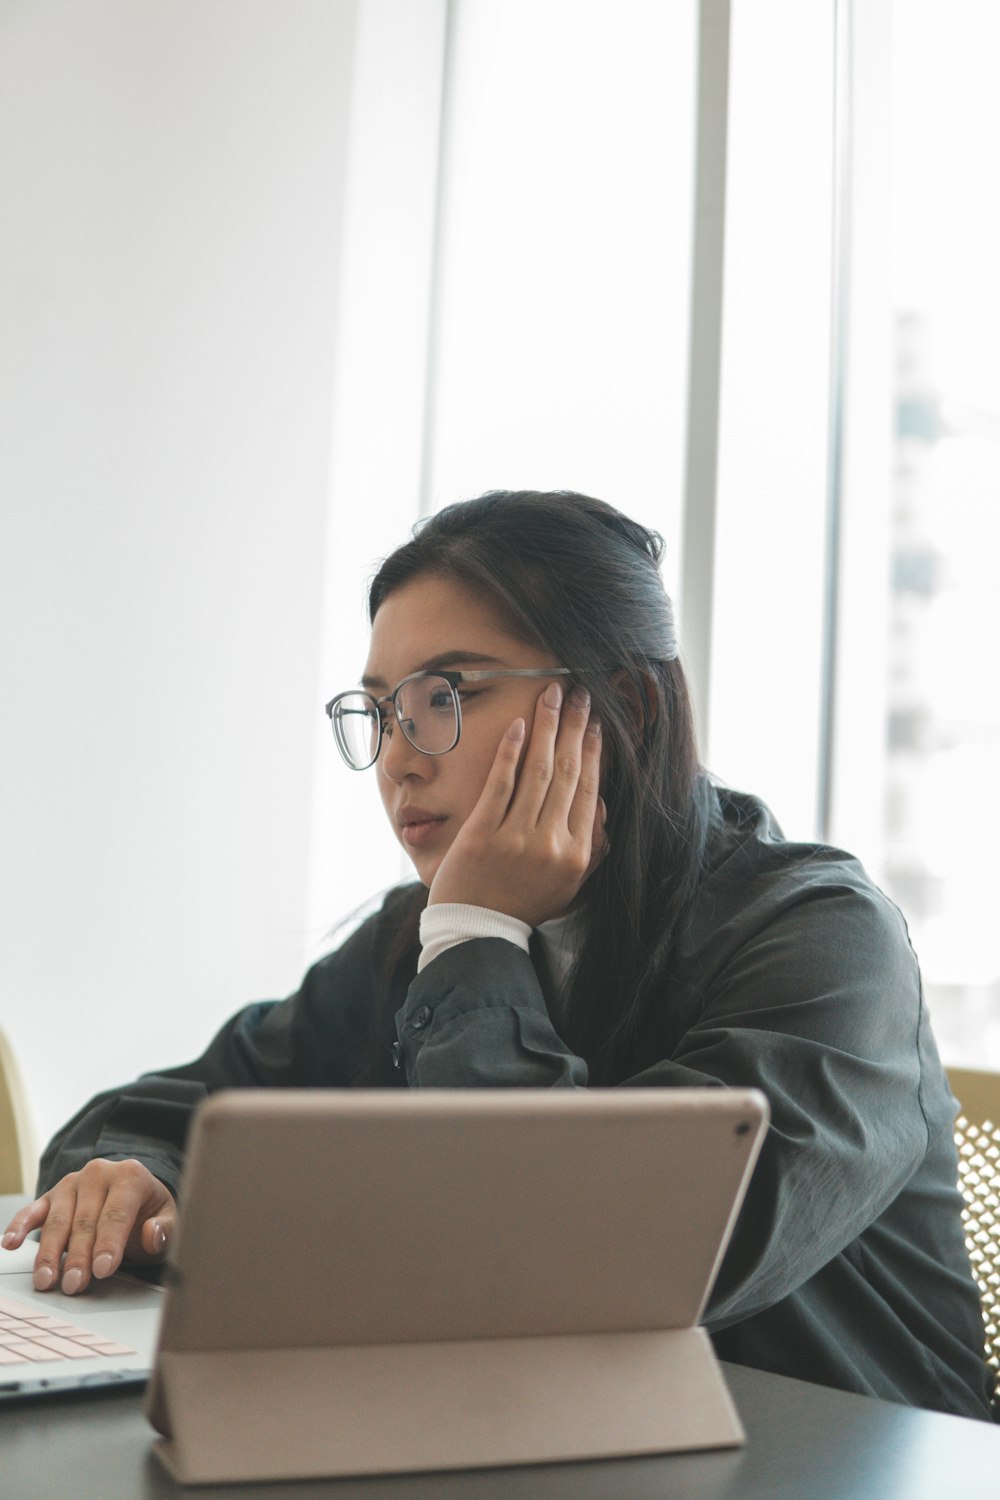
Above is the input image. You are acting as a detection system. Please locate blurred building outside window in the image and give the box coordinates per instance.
[882,0,1000,1062]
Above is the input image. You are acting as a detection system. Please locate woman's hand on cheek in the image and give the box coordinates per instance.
[427,682,607,927]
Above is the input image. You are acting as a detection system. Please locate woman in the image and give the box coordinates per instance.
[3,490,994,1419]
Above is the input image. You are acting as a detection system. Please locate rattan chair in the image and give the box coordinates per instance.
[947,1065,1000,1412]
[0,1026,37,1195]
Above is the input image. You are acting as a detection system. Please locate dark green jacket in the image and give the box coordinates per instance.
[39,788,996,1420]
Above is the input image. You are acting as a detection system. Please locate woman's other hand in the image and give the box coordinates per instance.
[427,681,607,927]
[0,1158,177,1295]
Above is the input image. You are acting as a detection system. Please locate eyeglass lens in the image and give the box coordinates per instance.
[332,675,459,769]
[331,694,381,769]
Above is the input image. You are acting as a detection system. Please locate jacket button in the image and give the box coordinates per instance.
[412,1005,432,1030]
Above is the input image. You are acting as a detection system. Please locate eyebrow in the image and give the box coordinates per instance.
[361,651,507,691]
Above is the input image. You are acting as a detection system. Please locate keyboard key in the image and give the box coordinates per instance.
[29,1336,95,1360]
[0,1296,40,1316]
[0,1294,136,1362]
[4,1342,59,1363]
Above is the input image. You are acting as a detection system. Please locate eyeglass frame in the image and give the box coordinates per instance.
[324,667,577,771]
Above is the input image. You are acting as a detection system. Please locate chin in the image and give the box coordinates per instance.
[405,851,439,889]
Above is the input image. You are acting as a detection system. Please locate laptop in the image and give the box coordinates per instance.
[0,1234,163,1397]
[145,1086,768,1484]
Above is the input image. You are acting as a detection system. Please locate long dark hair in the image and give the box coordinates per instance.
[360,490,711,1085]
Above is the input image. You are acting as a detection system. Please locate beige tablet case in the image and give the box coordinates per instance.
[146,1087,768,1485]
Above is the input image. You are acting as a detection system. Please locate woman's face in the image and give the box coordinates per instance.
[363,572,564,887]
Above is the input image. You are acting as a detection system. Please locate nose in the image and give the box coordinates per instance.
[378,720,430,784]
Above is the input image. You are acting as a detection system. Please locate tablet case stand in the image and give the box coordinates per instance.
[151,1328,742,1484]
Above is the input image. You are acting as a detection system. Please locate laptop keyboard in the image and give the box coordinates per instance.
[0,1293,135,1365]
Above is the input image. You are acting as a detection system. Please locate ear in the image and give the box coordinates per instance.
[611,669,659,736]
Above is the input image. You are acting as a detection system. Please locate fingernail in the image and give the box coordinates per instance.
[152,1221,167,1253]
[1,1230,17,1248]
[544,681,563,709]
[33,1264,56,1291]
[586,718,602,737]
[93,1252,114,1279]
[571,686,590,710]
[62,1267,84,1295]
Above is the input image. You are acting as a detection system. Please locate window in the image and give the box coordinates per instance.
[882,0,1000,1062]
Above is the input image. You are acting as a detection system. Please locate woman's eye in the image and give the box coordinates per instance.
[428,690,454,710]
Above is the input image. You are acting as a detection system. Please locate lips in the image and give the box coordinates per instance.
[397,808,448,848]
[397,807,444,829]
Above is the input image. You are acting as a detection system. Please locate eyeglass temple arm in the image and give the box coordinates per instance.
[449,667,575,683]
[325,667,579,716]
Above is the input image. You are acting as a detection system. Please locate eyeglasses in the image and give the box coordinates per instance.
[325,668,574,771]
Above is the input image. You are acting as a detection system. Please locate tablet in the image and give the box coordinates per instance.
[146,1086,768,1484]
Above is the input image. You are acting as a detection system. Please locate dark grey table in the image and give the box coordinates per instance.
[4,1361,1000,1500]
[3,1198,999,1498]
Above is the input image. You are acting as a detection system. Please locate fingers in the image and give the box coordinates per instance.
[464,713,527,832]
[497,679,566,828]
[565,712,603,844]
[31,1182,77,1291]
[462,680,597,842]
[2,1196,51,1251]
[26,1160,176,1295]
[138,1214,170,1261]
[514,681,597,833]
[60,1175,131,1293]
[427,678,606,924]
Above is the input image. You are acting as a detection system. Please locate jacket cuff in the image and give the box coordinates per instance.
[393,937,567,1084]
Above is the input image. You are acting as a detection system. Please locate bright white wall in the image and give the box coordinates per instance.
[0,0,359,1152]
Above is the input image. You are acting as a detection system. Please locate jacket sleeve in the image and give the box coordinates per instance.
[394,879,939,1330]
[36,902,387,1200]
